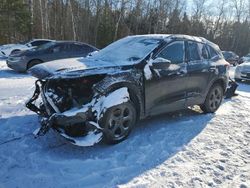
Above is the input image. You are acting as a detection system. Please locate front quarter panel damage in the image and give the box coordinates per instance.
[56,87,131,146]
[28,69,144,146]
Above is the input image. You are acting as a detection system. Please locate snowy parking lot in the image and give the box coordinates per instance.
[0,60,249,188]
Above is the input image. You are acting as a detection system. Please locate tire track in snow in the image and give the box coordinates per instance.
[0,132,67,150]
[0,133,33,146]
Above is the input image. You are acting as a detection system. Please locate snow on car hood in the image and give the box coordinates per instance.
[28,57,121,79]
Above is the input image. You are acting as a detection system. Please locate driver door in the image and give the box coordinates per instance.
[145,40,188,116]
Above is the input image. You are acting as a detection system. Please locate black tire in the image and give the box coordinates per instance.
[200,84,223,113]
[27,59,42,70]
[99,101,136,144]
[235,78,242,82]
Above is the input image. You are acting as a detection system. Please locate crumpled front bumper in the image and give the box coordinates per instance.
[26,80,103,146]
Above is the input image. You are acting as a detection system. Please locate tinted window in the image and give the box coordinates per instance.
[187,41,201,61]
[36,42,56,50]
[157,41,184,64]
[52,44,67,53]
[82,45,95,53]
[30,40,50,47]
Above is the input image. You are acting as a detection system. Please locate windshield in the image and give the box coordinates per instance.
[90,36,162,65]
[35,41,56,50]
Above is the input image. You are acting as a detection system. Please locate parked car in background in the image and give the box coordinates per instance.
[239,53,250,64]
[222,51,239,66]
[26,34,229,146]
[235,61,250,82]
[7,41,98,72]
[0,39,53,57]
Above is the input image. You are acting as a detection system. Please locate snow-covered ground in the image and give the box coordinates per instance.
[0,61,249,188]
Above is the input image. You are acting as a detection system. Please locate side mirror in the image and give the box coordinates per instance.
[151,57,171,69]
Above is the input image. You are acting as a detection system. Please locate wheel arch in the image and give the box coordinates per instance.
[11,49,21,53]
[201,77,228,105]
[211,78,227,94]
[93,71,144,120]
[102,82,143,121]
[27,59,43,70]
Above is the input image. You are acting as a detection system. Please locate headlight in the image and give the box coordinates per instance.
[8,56,26,62]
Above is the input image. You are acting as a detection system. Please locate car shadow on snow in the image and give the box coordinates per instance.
[0,68,29,79]
[41,108,215,187]
[0,109,215,187]
[0,102,234,187]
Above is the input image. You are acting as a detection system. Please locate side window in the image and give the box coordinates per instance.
[30,40,50,47]
[72,44,84,52]
[52,44,67,53]
[69,44,91,53]
[199,43,209,59]
[207,45,219,59]
[82,45,95,54]
[157,41,184,64]
[187,41,201,61]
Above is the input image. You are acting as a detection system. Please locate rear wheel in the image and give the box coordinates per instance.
[200,84,223,113]
[99,101,136,144]
[27,59,42,70]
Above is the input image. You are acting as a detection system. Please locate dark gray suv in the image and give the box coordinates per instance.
[26,34,229,146]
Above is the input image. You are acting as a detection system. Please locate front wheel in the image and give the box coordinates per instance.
[99,101,137,144]
[27,59,42,70]
[200,84,223,113]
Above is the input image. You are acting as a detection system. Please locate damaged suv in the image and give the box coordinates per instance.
[27,34,229,146]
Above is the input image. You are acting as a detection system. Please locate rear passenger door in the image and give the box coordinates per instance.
[185,41,212,106]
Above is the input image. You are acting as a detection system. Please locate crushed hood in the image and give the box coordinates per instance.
[28,57,121,79]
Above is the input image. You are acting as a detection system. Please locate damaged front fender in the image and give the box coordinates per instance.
[27,81,133,146]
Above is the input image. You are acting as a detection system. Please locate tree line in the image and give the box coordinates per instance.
[0,0,250,56]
